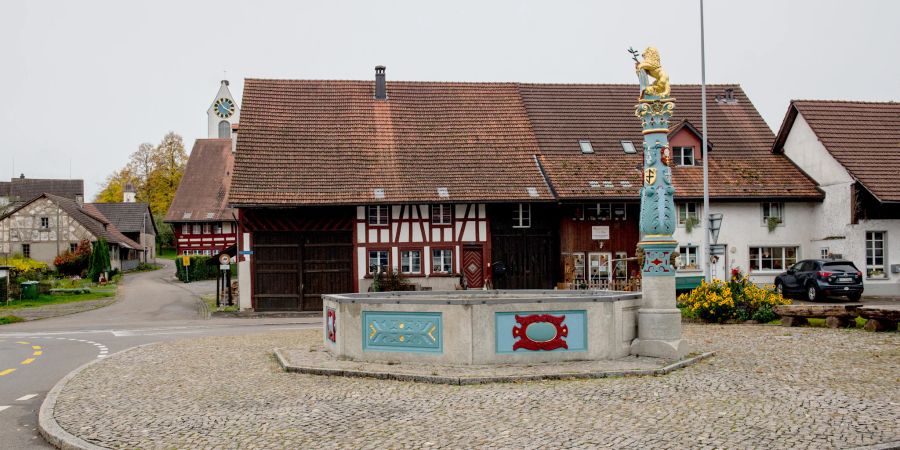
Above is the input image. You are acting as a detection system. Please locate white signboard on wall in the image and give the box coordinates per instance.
[591,226,610,240]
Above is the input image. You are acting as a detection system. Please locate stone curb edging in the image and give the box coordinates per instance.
[274,348,716,386]
[845,442,900,450]
[39,344,155,450]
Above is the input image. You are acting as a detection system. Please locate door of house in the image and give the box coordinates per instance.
[253,230,353,311]
[710,244,728,280]
[253,232,303,311]
[463,246,484,289]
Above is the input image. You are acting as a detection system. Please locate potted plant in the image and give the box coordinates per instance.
[684,216,700,233]
[766,216,781,233]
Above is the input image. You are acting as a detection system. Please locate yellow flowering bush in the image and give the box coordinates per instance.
[6,255,49,280]
[677,279,735,323]
[678,269,791,323]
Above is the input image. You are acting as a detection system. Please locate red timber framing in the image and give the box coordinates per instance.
[173,221,237,256]
[355,204,491,290]
[239,207,354,311]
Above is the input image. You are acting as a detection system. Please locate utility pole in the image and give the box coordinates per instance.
[700,0,711,283]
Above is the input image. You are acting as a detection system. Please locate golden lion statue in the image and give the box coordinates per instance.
[636,47,670,98]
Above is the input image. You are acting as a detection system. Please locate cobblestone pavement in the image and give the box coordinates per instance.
[4,297,117,321]
[53,325,900,449]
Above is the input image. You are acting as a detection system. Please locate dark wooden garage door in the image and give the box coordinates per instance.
[489,203,559,290]
[253,231,352,311]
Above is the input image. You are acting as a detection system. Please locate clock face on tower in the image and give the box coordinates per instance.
[214,98,235,118]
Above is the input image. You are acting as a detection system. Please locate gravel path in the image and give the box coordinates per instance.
[53,324,900,449]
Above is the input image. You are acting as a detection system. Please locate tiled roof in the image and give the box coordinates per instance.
[0,181,10,197]
[521,84,822,200]
[231,79,821,205]
[91,202,156,235]
[774,100,900,202]
[8,178,83,203]
[0,194,143,249]
[165,139,236,222]
[230,80,551,205]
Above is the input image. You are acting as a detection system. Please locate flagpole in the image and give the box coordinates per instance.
[701,0,710,283]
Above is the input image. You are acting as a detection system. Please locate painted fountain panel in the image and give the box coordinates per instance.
[323,290,640,365]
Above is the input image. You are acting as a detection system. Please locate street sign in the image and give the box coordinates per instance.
[219,254,230,265]
[182,255,191,266]
[219,264,230,270]
[238,250,254,255]
[709,244,726,256]
[591,226,610,240]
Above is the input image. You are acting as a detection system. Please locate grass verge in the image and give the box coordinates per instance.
[158,248,178,260]
[203,293,238,312]
[0,288,116,312]
[0,315,24,325]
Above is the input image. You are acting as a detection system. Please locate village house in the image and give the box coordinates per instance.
[91,183,158,263]
[229,67,822,311]
[0,193,143,270]
[773,100,900,295]
[164,80,239,256]
[0,175,84,216]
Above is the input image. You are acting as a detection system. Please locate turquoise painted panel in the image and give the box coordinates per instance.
[495,310,587,354]
[362,311,442,353]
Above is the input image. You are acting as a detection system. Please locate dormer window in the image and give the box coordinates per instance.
[579,140,594,154]
[673,146,695,166]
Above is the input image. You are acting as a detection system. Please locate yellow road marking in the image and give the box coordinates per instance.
[32,345,41,350]
[21,358,35,365]
[32,351,42,356]
[0,368,15,376]
[15,341,29,345]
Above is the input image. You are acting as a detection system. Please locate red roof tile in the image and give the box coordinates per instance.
[165,139,236,222]
[774,100,900,202]
[231,79,821,205]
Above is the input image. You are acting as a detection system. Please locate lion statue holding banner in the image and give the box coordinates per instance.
[635,47,670,99]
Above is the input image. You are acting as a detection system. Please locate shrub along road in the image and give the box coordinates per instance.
[0,259,318,449]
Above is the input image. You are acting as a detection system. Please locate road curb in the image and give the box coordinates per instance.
[275,348,717,385]
[39,344,154,450]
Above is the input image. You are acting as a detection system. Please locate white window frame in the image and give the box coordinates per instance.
[400,249,422,274]
[749,246,798,272]
[673,146,695,166]
[586,203,611,221]
[677,245,700,271]
[70,243,78,253]
[368,205,389,226]
[214,223,223,234]
[182,224,190,235]
[22,243,30,259]
[761,202,785,225]
[431,204,452,225]
[192,224,202,234]
[432,249,453,273]
[677,202,699,226]
[865,231,887,279]
[368,250,389,274]
[512,203,531,229]
[820,247,830,259]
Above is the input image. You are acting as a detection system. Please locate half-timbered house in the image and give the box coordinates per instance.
[230,67,822,311]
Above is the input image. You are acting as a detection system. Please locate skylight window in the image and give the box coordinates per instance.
[620,181,632,188]
[621,140,637,154]
[588,181,601,189]
[373,188,385,199]
[526,187,539,198]
[206,212,215,219]
[437,187,449,198]
[182,212,192,219]
[603,181,614,188]
[579,140,594,154]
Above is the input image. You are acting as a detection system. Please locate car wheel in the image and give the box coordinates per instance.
[847,292,862,302]
[806,284,819,302]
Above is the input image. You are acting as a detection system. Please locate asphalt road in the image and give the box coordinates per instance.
[0,259,318,449]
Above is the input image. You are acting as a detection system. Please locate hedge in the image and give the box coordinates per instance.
[175,256,236,282]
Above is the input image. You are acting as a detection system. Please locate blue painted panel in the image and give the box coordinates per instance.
[362,311,442,353]
[495,310,587,354]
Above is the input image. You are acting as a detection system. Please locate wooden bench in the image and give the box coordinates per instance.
[858,306,900,332]
[773,304,863,328]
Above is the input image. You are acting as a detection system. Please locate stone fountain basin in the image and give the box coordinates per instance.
[323,290,641,365]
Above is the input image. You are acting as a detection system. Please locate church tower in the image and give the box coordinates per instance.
[207,80,240,139]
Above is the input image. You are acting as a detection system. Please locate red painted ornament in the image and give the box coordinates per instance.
[326,308,337,342]
[511,314,569,351]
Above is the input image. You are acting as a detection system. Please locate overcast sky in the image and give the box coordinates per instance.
[2,0,898,200]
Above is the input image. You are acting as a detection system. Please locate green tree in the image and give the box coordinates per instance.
[88,238,111,281]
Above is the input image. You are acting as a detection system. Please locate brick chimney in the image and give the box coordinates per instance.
[375,66,386,100]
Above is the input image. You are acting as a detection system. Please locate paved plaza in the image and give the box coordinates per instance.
[50,324,899,449]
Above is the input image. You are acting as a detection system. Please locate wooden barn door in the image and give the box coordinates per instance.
[253,232,302,311]
[301,231,353,311]
[463,246,484,289]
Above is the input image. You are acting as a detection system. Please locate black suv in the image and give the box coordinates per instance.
[774,259,864,301]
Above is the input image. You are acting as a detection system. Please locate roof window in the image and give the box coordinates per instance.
[579,140,594,154]
[620,141,637,154]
